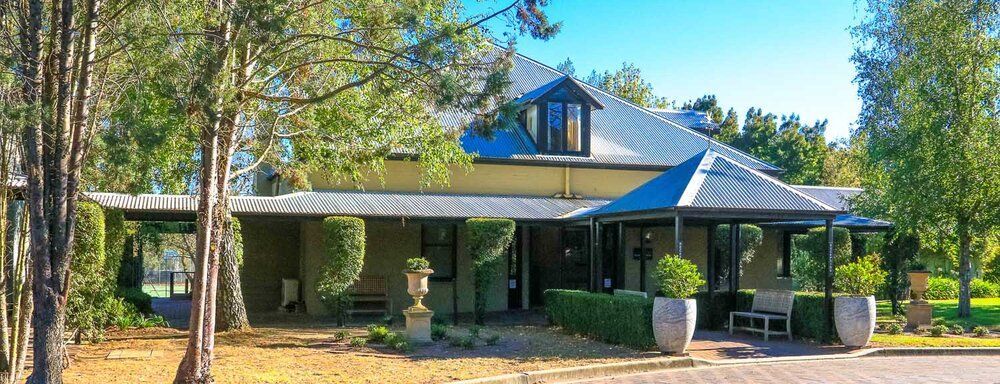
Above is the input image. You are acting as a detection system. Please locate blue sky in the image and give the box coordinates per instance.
[468,1,865,142]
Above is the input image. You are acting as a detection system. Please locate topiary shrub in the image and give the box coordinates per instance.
[117,287,154,314]
[924,277,960,300]
[406,257,430,271]
[834,254,887,296]
[103,208,133,284]
[465,218,515,325]
[791,226,852,291]
[713,224,763,279]
[651,254,705,298]
[317,216,365,325]
[67,202,113,340]
[544,289,655,349]
[970,278,1000,298]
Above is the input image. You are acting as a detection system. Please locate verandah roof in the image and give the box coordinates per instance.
[584,149,842,221]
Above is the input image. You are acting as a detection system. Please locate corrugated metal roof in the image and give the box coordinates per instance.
[457,54,780,172]
[650,109,719,132]
[589,149,837,216]
[793,185,862,211]
[762,214,893,231]
[88,191,609,221]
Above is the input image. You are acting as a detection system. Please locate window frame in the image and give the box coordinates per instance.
[421,224,457,282]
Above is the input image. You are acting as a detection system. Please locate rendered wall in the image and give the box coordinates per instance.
[239,218,301,313]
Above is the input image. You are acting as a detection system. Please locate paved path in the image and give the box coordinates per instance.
[571,356,1000,383]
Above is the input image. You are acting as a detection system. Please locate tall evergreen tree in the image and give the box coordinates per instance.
[556,57,576,76]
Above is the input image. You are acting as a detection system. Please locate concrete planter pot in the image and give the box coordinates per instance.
[403,269,433,310]
[652,297,696,354]
[834,295,876,347]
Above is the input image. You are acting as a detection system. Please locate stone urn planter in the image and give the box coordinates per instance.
[834,296,876,347]
[403,269,434,310]
[652,297,697,354]
[907,271,930,302]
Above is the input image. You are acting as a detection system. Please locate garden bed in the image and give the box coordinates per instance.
[53,323,644,383]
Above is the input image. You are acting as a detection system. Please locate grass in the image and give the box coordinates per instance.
[870,333,1000,347]
[876,298,1000,329]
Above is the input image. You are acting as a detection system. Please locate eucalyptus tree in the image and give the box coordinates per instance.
[853,0,1000,317]
[1,0,153,381]
[147,1,559,382]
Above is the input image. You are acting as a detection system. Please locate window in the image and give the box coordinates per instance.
[547,102,563,152]
[566,103,581,151]
[422,224,455,281]
[525,104,538,140]
[778,232,792,278]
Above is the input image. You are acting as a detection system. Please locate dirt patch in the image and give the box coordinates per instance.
[55,325,644,383]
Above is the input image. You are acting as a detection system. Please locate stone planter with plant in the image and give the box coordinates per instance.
[834,255,887,347]
[651,254,705,355]
[403,257,433,309]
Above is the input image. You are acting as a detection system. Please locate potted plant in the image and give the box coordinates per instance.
[907,261,930,302]
[650,254,705,355]
[404,257,433,309]
[834,255,887,347]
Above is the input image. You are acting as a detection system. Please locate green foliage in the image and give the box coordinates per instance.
[711,290,836,342]
[382,332,410,351]
[971,279,1000,298]
[834,255,887,296]
[718,108,830,185]
[791,226,853,291]
[925,278,960,300]
[973,326,990,337]
[350,337,367,348]
[885,322,903,335]
[117,287,154,315]
[67,202,117,340]
[484,333,502,346]
[449,334,477,349]
[929,325,947,337]
[334,330,350,341]
[584,62,672,108]
[713,224,763,279]
[103,209,133,285]
[544,290,655,349]
[317,217,365,324]
[431,324,449,341]
[466,218,515,325]
[932,317,949,327]
[406,257,430,271]
[651,254,705,299]
[366,325,390,344]
[467,325,482,340]
[853,0,1000,319]
[950,324,965,335]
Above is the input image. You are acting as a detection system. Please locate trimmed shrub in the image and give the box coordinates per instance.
[118,287,154,314]
[929,324,947,337]
[67,202,110,339]
[709,290,836,342]
[834,254,887,296]
[885,322,903,335]
[970,279,1000,298]
[317,216,365,325]
[544,290,655,349]
[924,277,960,300]
[973,326,990,337]
[651,254,705,298]
[103,208,133,283]
[950,324,965,335]
[366,324,390,343]
[466,218,515,325]
[431,324,449,341]
[791,226,852,291]
[406,257,430,271]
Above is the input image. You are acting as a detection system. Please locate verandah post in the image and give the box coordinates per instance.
[824,218,835,343]
[674,214,684,258]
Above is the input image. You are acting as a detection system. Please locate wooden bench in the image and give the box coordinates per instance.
[729,289,794,341]
[345,275,391,317]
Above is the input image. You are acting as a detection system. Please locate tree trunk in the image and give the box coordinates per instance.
[216,219,249,332]
[957,224,972,318]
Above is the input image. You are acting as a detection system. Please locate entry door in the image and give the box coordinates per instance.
[507,227,523,309]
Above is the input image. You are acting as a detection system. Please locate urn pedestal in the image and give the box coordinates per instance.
[906,271,932,328]
[403,269,434,344]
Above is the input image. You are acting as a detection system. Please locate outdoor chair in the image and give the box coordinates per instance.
[345,275,391,317]
[729,289,795,341]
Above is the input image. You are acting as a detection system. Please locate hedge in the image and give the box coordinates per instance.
[118,287,154,315]
[317,216,366,324]
[924,277,999,299]
[466,218,515,325]
[544,290,655,349]
[66,202,109,337]
[696,290,836,342]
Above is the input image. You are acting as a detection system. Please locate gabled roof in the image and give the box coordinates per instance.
[513,75,605,109]
[456,54,780,172]
[589,149,838,217]
[88,191,608,221]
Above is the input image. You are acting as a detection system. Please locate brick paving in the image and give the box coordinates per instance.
[571,356,1000,383]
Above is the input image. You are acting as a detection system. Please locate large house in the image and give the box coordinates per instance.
[89,51,889,319]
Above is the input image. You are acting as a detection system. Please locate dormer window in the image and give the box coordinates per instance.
[515,76,604,157]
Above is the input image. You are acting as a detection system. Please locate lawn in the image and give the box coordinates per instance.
[870,333,1000,347]
[876,298,1000,329]
[53,324,645,384]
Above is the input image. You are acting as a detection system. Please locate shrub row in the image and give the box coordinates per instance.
[924,277,999,299]
[543,290,655,349]
[118,287,154,314]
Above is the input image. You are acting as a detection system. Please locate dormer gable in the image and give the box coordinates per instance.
[515,76,603,157]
